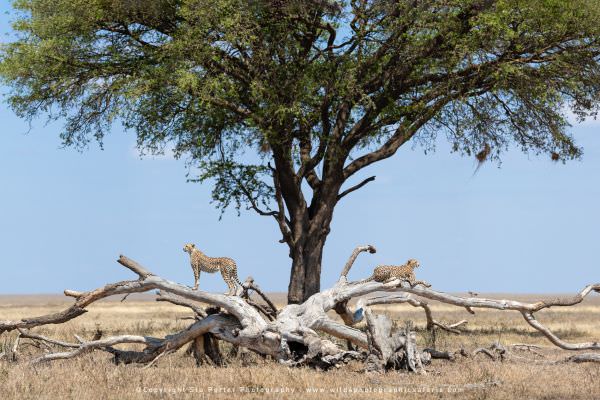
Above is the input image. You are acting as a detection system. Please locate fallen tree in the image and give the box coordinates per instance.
[1,245,599,370]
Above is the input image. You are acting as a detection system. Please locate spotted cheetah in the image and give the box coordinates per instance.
[183,243,242,295]
[359,259,431,288]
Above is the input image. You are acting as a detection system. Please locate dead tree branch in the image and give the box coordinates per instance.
[360,294,468,334]
[561,353,600,363]
[241,277,278,318]
[351,281,600,351]
[18,329,80,348]
[155,291,208,318]
[1,245,597,369]
[364,308,427,373]
[338,244,376,281]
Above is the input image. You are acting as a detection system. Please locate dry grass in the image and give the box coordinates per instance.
[1,293,599,399]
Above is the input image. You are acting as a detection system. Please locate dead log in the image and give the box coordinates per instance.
[190,335,223,366]
[156,291,207,319]
[350,282,600,352]
[241,277,278,318]
[338,245,376,281]
[189,307,224,366]
[363,308,427,373]
[561,353,600,363]
[423,348,455,360]
[0,245,598,370]
[359,294,468,334]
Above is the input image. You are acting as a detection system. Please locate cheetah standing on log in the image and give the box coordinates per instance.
[183,243,242,295]
[359,259,431,288]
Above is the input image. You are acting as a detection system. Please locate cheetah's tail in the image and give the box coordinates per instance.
[234,275,244,288]
[356,276,374,285]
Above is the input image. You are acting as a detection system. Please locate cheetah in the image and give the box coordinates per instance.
[183,243,242,295]
[359,259,431,288]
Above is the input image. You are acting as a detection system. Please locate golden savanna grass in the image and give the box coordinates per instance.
[1,293,599,399]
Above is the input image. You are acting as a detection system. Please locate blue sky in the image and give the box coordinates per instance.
[0,5,598,295]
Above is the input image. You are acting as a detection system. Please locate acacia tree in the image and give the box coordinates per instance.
[2,0,600,303]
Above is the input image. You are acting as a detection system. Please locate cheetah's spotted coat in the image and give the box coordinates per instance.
[183,243,242,295]
[360,258,430,288]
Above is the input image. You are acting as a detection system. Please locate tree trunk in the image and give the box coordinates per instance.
[285,179,339,304]
[271,146,341,305]
[287,234,326,304]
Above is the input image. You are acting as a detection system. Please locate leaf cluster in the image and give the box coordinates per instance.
[2,0,600,214]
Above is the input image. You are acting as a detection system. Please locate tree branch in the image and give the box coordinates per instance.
[338,244,377,282]
[18,329,80,348]
[312,316,368,349]
[241,276,278,317]
[348,281,600,351]
[117,255,154,279]
[360,294,468,334]
[268,162,293,244]
[337,176,376,200]
[155,291,208,318]
[1,256,267,335]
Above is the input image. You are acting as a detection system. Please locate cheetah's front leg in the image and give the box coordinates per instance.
[193,268,200,291]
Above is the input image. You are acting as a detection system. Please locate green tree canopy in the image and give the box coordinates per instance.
[2,0,600,302]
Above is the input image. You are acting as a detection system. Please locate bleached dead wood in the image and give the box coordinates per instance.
[18,329,80,348]
[472,342,508,361]
[423,347,455,360]
[349,282,600,351]
[189,334,223,366]
[241,276,278,318]
[363,308,428,373]
[359,294,468,333]
[32,335,158,363]
[153,294,224,365]
[30,313,242,364]
[156,292,208,318]
[338,244,376,281]
[510,343,546,358]
[561,353,600,363]
[1,245,598,369]
[432,342,600,365]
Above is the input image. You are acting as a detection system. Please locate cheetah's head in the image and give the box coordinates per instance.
[407,259,420,269]
[183,243,196,254]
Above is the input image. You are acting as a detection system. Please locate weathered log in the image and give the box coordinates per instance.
[1,245,598,370]
[241,276,278,318]
[423,348,455,360]
[18,329,79,348]
[181,306,225,366]
[338,245,376,281]
[561,353,600,363]
[156,291,208,318]
[359,294,468,334]
[190,334,223,366]
[363,308,427,373]
[350,283,600,351]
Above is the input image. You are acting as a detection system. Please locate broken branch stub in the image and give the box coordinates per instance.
[364,308,428,373]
